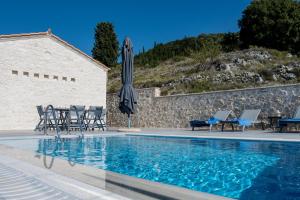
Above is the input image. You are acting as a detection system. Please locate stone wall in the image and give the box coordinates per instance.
[107,84,300,128]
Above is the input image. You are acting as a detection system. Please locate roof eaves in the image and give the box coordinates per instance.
[48,33,110,72]
[0,31,48,39]
[0,30,110,72]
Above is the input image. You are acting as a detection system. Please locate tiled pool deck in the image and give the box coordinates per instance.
[0,128,299,200]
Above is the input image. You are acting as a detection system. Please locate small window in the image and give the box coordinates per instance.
[62,77,67,81]
[23,72,29,77]
[44,74,49,79]
[71,78,76,82]
[12,70,18,75]
[34,73,39,78]
[53,75,58,80]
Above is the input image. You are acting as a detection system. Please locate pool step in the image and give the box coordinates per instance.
[0,163,80,200]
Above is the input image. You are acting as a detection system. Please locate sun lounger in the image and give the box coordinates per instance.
[221,109,261,132]
[278,106,300,132]
[190,110,232,131]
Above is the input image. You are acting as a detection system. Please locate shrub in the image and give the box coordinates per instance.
[221,32,240,52]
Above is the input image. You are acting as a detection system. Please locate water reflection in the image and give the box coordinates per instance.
[36,137,109,169]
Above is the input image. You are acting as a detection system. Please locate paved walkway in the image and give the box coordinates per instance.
[0,156,130,200]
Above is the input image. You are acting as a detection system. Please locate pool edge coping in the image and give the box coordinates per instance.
[124,133,300,142]
[1,131,300,142]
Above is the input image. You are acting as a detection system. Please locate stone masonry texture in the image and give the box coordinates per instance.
[107,84,300,128]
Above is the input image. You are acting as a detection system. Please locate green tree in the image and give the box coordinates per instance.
[239,0,300,54]
[92,22,119,67]
[134,33,224,68]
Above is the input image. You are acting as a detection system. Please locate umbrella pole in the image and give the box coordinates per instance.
[128,113,131,129]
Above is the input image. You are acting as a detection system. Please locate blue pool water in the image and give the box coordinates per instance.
[1,135,300,199]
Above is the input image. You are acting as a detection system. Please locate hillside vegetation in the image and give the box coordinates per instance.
[108,33,300,95]
[106,0,300,95]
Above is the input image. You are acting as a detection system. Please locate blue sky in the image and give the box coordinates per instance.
[0,0,251,55]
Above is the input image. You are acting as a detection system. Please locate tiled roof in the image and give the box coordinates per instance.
[0,29,109,71]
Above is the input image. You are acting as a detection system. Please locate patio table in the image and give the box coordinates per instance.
[54,107,70,131]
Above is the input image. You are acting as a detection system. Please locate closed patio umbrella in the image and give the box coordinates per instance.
[119,37,137,128]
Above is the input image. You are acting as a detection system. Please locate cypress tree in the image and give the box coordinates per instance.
[92,22,119,67]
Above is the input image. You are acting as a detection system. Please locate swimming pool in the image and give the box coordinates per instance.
[0,135,299,199]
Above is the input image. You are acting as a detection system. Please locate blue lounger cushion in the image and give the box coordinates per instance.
[190,120,209,130]
[224,119,252,127]
[279,118,300,124]
[190,120,209,127]
[190,117,221,127]
[238,119,252,126]
[207,117,221,125]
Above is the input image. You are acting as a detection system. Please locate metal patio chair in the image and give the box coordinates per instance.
[67,105,86,133]
[35,105,56,131]
[99,108,107,131]
[85,106,102,131]
[85,106,106,131]
[35,105,45,131]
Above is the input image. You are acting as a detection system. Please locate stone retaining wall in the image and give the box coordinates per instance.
[107,84,300,128]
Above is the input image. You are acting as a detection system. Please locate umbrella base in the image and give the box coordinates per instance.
[117,128,141,132]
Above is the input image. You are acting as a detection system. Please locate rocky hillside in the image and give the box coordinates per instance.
[108,47,300,95]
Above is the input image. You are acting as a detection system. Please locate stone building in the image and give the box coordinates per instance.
[0,30,108,130]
